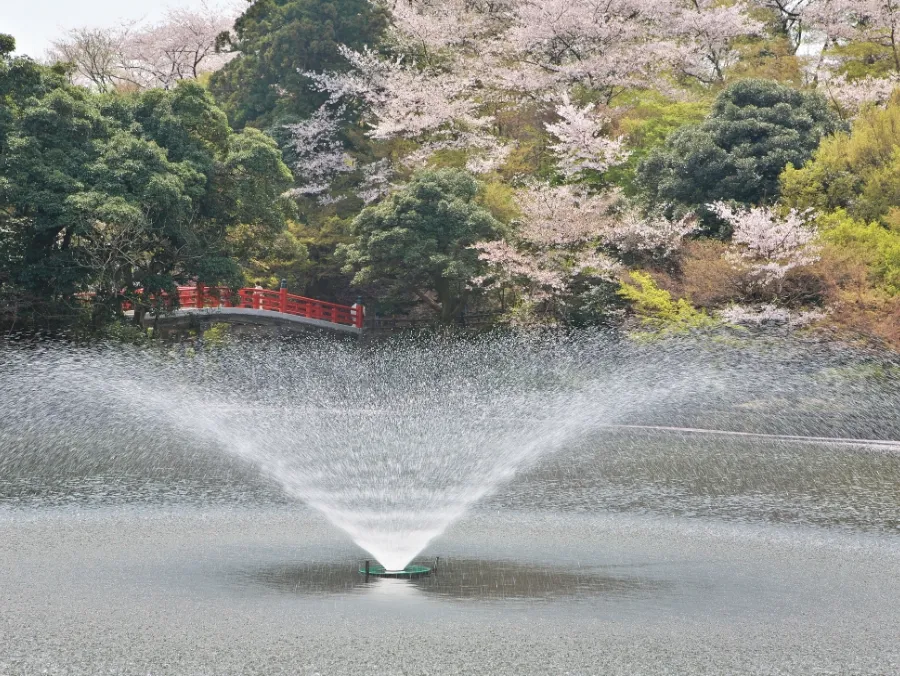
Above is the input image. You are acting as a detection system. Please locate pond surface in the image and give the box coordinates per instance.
[2,427,899,675]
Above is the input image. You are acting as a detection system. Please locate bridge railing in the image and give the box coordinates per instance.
[142,285,363,329]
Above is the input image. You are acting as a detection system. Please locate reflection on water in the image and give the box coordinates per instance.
[247,558,663,601]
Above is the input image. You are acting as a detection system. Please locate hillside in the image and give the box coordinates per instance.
[1,1,898,346]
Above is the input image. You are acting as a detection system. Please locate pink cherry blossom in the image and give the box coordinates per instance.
[545,95,629,177]
[283,105,355,196]
[601,210,697,258]
[720,304,827,326]
[49,1,237,91]
[709,202,821,286]
[820,73,900,117]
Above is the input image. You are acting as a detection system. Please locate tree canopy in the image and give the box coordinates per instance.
[781,91,900,224]
[208,0,388,129]
[340,169,503,322]
[636,79,843,229]
[6,0,900,346]
[0,50,292,327]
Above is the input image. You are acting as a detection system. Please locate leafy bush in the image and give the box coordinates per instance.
[636,79,843,232]
[816,210,900,296]
[781,93,900,224]
[618,271,717,335]
[675,239,748,308]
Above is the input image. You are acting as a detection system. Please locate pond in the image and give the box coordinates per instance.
[1,334,898,674]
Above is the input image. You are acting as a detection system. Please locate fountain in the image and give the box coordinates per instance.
[2,331,900,675]
[1,331,898,572]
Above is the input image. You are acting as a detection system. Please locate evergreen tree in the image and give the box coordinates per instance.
[209,0,388,129]
[636,79,843,232]
[340,169,503,323]
[0,42,293,328]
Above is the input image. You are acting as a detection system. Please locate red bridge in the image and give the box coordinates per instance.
[140,285,365,334]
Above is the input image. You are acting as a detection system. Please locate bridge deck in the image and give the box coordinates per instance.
[142,307,362,335]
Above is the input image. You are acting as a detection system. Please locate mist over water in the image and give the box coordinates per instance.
[2,332,898,570]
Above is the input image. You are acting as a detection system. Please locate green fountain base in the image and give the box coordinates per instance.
[359,563,432,578]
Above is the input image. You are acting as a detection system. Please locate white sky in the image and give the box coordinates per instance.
[2,0,237,58]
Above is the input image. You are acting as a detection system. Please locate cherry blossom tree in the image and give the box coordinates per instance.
[474,183,623,312]
[505,0,663,95]
[474,239,569,297]
[475,182,697,309]
[845,0,900,72]
[48,26,129,92]
[305,46,485,141]
[474,238,622,311]
[719,303,826,326]
[283,105,355,197]
[514,183,617,246]
[709,202,821,289]
[601,210,697,260]
[48,2,237,91]
[357,159,396,205]
[121,3,237,89]
[751,0,809,52]
[514,182,695,260]
[804,0,900,75]
[283,106,401,204]
[801,0,858,43]
[302,0,764,182]
[819,72,900,117]
[503,0,761,93]
[386,0,511,56]
[545,95,629,177]
[668,1,763,84]
[303,43,510,176]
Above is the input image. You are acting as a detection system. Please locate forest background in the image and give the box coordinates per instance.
[1,0,898,346]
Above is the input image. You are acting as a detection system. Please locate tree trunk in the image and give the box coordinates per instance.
[435,279,458,324]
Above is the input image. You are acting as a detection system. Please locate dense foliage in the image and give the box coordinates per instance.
[209,0,388,128]
[341,169,503,322]
[4,0,900,347]
[782,93,900,223]
[0,37,292,329]
[636,80,844,230]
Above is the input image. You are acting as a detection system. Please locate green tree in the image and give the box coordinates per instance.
[340,169,503,323]
[636,79,843,232]
[606,91,711,195]
[209,0,388,129]
[228,219,310,289]
[0,47,293,329]
[781,92,900,224]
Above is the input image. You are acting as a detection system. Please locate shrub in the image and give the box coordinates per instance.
[817,210,900,295]
[677,239,749,308]
[781,93,900,224]
[636,79,843,232]
[618,271,718,335]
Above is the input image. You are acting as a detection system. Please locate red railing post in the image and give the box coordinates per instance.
[196,284,204,309]
[352,297,365,329]
[279,279,288,313]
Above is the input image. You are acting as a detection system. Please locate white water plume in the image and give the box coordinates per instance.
[2,332,896,570]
